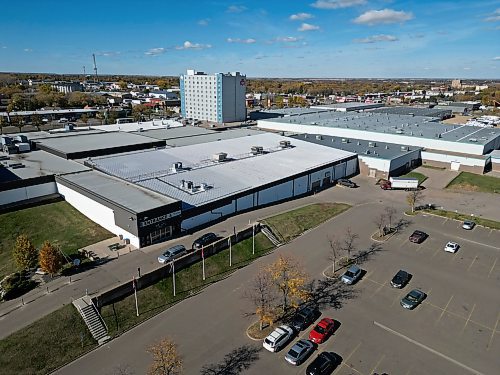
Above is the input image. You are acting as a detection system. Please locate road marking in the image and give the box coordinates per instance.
[436,295,454,324]
[423,301,494,332]
[487,313,500,351]
[374,321,486,375]
[431,247,441,258]
[441,218,448,225]
[342,362,364,375]
[369,354,385,375]
[453,236,500,251]
[467,256,478,272]
[391,290,407,307]
[488,258,498,278]
[341,342,363,375]
[461,304,476,335]
[373,280,388,296]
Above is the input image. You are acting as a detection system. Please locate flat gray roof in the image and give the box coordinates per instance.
[0,150,89,181]
[135,126,215,140]
[164,128,265,147]
[33,132,164,155]
[88,133,355,208]
[289,133,420,160]
[372,106,452,119]
[312,103,384,110]
[254,107,331,116]
[59,170,178,213]
[259,111,500,145]
[0,108,98,117]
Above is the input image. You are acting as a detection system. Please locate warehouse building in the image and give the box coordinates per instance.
[54,133,357,246]
[258,111,500,173]
[311,103,385,112]
[371,106,452,120]
[289,133,422,179]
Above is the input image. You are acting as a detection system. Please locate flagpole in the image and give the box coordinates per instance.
[202,246,206,281]
[133,277,139,317]
[172,261,176,297]
[252,223,255,255]
[229,237,232,267]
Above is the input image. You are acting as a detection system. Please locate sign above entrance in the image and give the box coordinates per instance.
[139,210,181,228]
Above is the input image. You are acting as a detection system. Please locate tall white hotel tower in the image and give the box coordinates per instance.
[180,69,247,123]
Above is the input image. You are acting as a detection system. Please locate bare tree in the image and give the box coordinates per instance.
[327,235,343,273]
[384,206,397,230]
[373,212,387,237]
[147,337,182,375]
[244,270,275,330]
[406,190,424,213]
[342,227,359,261]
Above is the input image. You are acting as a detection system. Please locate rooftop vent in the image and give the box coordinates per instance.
[468,138,478,142]
[341,138,349,144]
[385,145,389,149]
[368,142,376,148]
[212,152,228,162]
[170,162,183,173]
[251,146,264,155]
[395,129,404,134]
[364,150,371,155]
[279,140,291,148]
[401,146,409,151]
[316,135,322,140]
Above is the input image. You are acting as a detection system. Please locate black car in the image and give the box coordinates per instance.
[337,178,356,188]
[306,352,340,375]
[409,230,428,244]
[192,232,218,250]
[291,306,318,331]
[390,270,410,288]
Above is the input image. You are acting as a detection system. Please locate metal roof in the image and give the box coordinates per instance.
[0,108,98,117]
[254,107,331,116]
[164,128,265,147]
[289,133,420,160]
[135,126,215,140]
[372,106,452,119]
[87,133,355,208]
[258,111,500,145]
[312,103,385,110]
[59,170,178,213]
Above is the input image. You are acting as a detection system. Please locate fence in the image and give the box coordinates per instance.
[92,224,260,310]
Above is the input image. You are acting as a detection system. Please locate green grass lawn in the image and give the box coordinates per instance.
[446,172,500,194]
[420,209,500,230]
[101,233,274,337]
[0,201,113,278]
[262,203,351,243]
[0,304,96,375]
[401,171,428,184]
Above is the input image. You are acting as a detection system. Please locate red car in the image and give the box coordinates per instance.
[308,318,335,344]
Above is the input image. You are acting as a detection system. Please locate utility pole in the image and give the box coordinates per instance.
[92,54,98,83]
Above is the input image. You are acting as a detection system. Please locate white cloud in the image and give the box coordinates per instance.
[145,47,165,56]
[463,67,471,70]
[227,38,256,44]
[354,9,413,25]
[290,13,313,21]
[311,0,366,9]
[23,48,33,52]
[354,34,399,43]
[198,19,210,26]
[175,41,212,50]
[484,8,500,22]
[298,23,320,31]
[227,5,247,13]
[275,36,300,43]
[493,56,500,61]
[98,51,121,57]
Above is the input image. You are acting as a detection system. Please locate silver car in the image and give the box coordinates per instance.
[285,339,314,365]
[157,245,187,264]
[341,265,362,285]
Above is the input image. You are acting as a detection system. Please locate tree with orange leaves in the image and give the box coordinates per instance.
[38,241,63,277]
[147,337,183,375]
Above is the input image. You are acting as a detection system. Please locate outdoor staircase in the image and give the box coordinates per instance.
[260,224,282,247]
[73,296,110,345]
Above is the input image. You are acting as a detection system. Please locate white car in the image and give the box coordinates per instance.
[262,325,294,352]
[444,241,460,253]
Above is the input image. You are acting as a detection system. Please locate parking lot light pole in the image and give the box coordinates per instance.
[171,261,176,297]
[252,224,255,255]
[229,237,232,267]
[202,246,206,281]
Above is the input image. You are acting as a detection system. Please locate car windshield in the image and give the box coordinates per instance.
[408,291,420,300]
[289,349,299,357]
[344,271,354,277]
[264,338,273,345]
[314,325,326,334]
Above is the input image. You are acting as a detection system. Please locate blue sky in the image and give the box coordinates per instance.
[0,0,499,78]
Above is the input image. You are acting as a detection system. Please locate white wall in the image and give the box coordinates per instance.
[56,183,139,248]
[0,182,57,206]
[421,151,486,167]
[358,156,390,172]
[257,121,486,155]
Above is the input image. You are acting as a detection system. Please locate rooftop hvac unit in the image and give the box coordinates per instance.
[368,142,376,147]
[251,146,264,155]
[385,145,389,149]
[279,140,291,148]
[199,183,209,191]
[364,150,370,155]
[469,138,478,142]
[357,141,361,145]
[401,146,409,151]
[316,135,322,140]
[341,138,349,144]
[212,152,228,162]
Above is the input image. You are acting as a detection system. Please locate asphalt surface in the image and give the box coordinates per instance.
[54,194,500,375]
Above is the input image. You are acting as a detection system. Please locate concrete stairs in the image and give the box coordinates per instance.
[73,296,110,345]
[260,224,282,247]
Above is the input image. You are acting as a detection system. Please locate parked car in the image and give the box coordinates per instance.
[337,178,356,188]
[309,318,335,344]
[444,241,460,253]
[462,220,475,230]
[390,270,410,288]
[262,325,294,352]
[400,289,426,309]
[157,245,187,264]
[306,352,341,375]
[192,232,218,250]
[291,305,318,331]
[58,117,68,123]
[341,265,362,285]
[409,230,428,244]
[285,339,315,366]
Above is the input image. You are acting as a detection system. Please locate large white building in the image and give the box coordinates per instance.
[180,69,246,123]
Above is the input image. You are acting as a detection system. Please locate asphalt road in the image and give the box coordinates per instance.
[55,199,500,375]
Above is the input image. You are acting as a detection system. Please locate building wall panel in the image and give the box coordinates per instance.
[236,194,254,212]
[293,175,309,196]
[0,182,57,206]
[346,158,358,176]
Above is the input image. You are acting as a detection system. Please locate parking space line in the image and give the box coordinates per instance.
[424,301,494,332]
[391,289,407,307]
[341,342,363,375]
[431,247,441,258]
[436,295,454,324]
[454,236,500,251]
[369,354,385,375]
[460,304,476,335]
[342,362,364,375]
[487,313,500,351]
[488,258,497,278]
[374,321,486,375]
[441,218,448,225]
[467,256,478,272]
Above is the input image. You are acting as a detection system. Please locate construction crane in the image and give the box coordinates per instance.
[92,53,98,83]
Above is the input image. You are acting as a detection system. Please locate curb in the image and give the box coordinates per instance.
[245,321,266,342]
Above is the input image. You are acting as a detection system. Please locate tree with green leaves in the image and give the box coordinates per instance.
[12,234,38,271]
[39,241,63,277]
